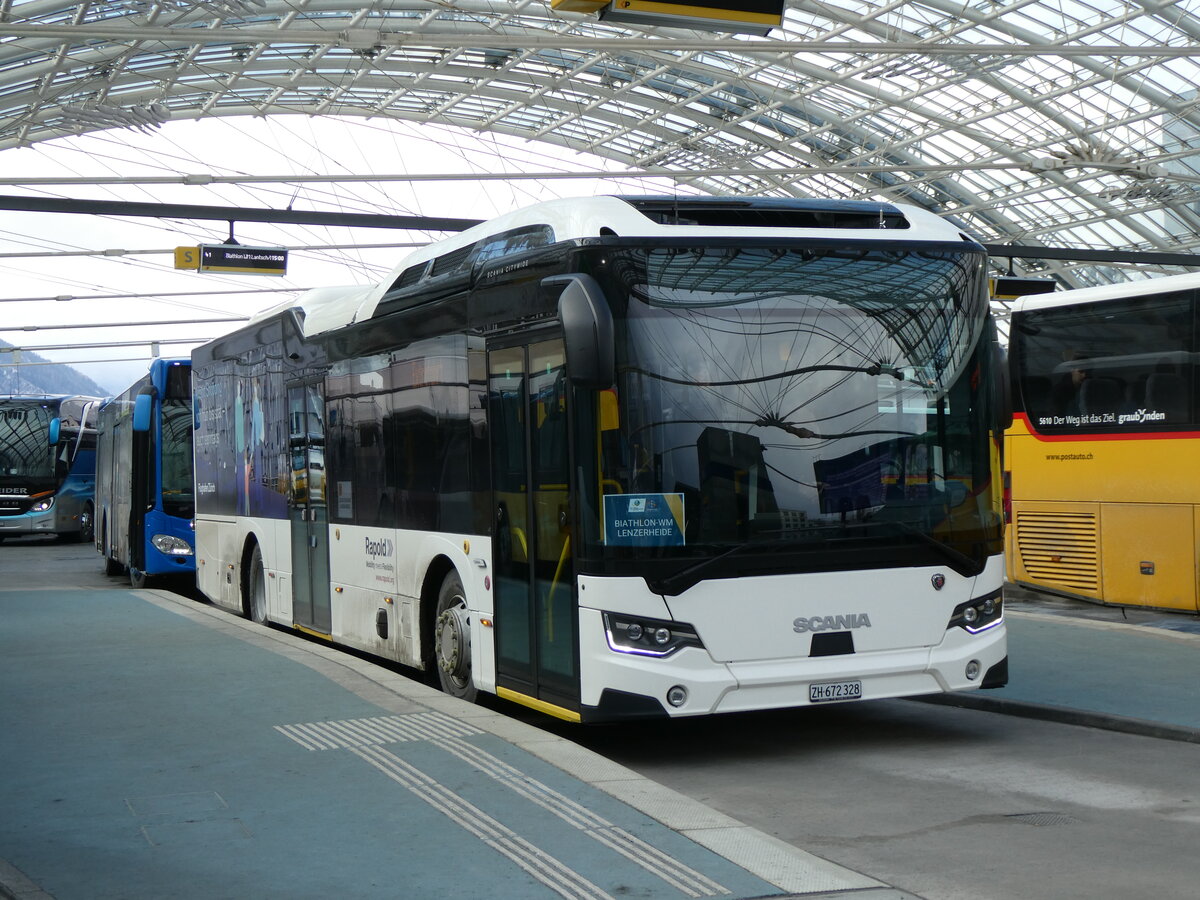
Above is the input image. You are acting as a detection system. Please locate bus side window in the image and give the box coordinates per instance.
[1078,376,1123,416]
[1020,376,1051,420]
[1145,371,1188,423]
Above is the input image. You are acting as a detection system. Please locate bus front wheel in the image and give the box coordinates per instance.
[433,571,477,703]
[245,544,268,625]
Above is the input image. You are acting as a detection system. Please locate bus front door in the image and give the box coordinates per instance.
[488,339,579,715]
[288,382,331,635]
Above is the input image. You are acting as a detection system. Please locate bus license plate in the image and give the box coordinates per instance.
[809,680,863,703]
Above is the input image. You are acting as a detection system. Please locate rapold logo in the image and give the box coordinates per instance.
[364,536,396,583]
[365,536,394,560]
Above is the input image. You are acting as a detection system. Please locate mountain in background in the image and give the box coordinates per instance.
[0,339,109,398]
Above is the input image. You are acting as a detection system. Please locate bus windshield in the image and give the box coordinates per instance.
[160,398,195,518]
[0,401,56,484]
[584,243,1001,581]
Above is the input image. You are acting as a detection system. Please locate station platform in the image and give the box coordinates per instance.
[1,542,1197,900]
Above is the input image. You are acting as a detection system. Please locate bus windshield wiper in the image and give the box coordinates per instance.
[885,521,981,577]
[652,533,806,596]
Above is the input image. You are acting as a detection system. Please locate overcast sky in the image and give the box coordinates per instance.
[0,114,685,394]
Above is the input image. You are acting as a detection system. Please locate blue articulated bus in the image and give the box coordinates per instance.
[0,394,102,543]
[95,359,195,587]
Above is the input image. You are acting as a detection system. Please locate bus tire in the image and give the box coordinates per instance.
[245,544,268,625]
[433,570,477,703]
[78,502,94,544]
[100,521,123,575]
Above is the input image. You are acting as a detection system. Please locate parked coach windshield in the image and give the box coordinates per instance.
[577,242,1002,584]
[0,401,55,482]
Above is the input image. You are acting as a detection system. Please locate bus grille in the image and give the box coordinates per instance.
[0,498,29,517]
[1015,510,1100,594]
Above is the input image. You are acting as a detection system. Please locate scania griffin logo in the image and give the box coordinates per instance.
[364,537,394,559]
[793,614,872,634]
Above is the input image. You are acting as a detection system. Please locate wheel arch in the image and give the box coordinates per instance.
[238,532,263,617]
[419,554,459,672]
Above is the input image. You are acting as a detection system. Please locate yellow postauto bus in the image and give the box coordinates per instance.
[1005,271,1200,613]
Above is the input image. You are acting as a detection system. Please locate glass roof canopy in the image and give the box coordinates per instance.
[0,0,1197,292]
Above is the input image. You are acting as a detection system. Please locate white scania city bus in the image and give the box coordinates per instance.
[191,196,1009,722]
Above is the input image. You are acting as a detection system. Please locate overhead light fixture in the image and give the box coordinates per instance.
[1032,156,1169,178]
[60,102,172,133]
[551,0,784,36]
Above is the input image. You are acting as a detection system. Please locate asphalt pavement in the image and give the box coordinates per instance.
[922,582,1200,743]
[1,536,1197,900]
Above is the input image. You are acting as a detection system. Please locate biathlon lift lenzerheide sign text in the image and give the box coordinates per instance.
[194,244,288,276]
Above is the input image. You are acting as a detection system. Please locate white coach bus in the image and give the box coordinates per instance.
[191,195,1009,722]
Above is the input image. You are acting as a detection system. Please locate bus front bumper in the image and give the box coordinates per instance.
[0,509,62,536]
[579,611,1008,721]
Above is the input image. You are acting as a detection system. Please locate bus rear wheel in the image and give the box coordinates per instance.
[78,502,94,544]
[245,544,268,624]
[433,571,477,703]
[100,521,124,575]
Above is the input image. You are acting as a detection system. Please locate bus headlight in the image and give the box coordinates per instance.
[603,612,704,657]
[151,534,194,556]
[947,589,1003,633]
[30,498,54,512]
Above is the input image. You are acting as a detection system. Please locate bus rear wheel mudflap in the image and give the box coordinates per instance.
[433,570,477,702]
[100,520,124,575]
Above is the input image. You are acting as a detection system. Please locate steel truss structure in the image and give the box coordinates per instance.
[0,0,1198,288]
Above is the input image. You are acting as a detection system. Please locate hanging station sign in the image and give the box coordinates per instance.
[196,244,288,276]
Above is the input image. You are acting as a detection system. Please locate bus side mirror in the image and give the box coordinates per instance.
[548,274,615,388]
[994,341,1014,431]
[48,418,60,445]
[133,393,153,433]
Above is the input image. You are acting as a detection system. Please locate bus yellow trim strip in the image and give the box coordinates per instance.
[293,623,333,641]
[496,687,582,723]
